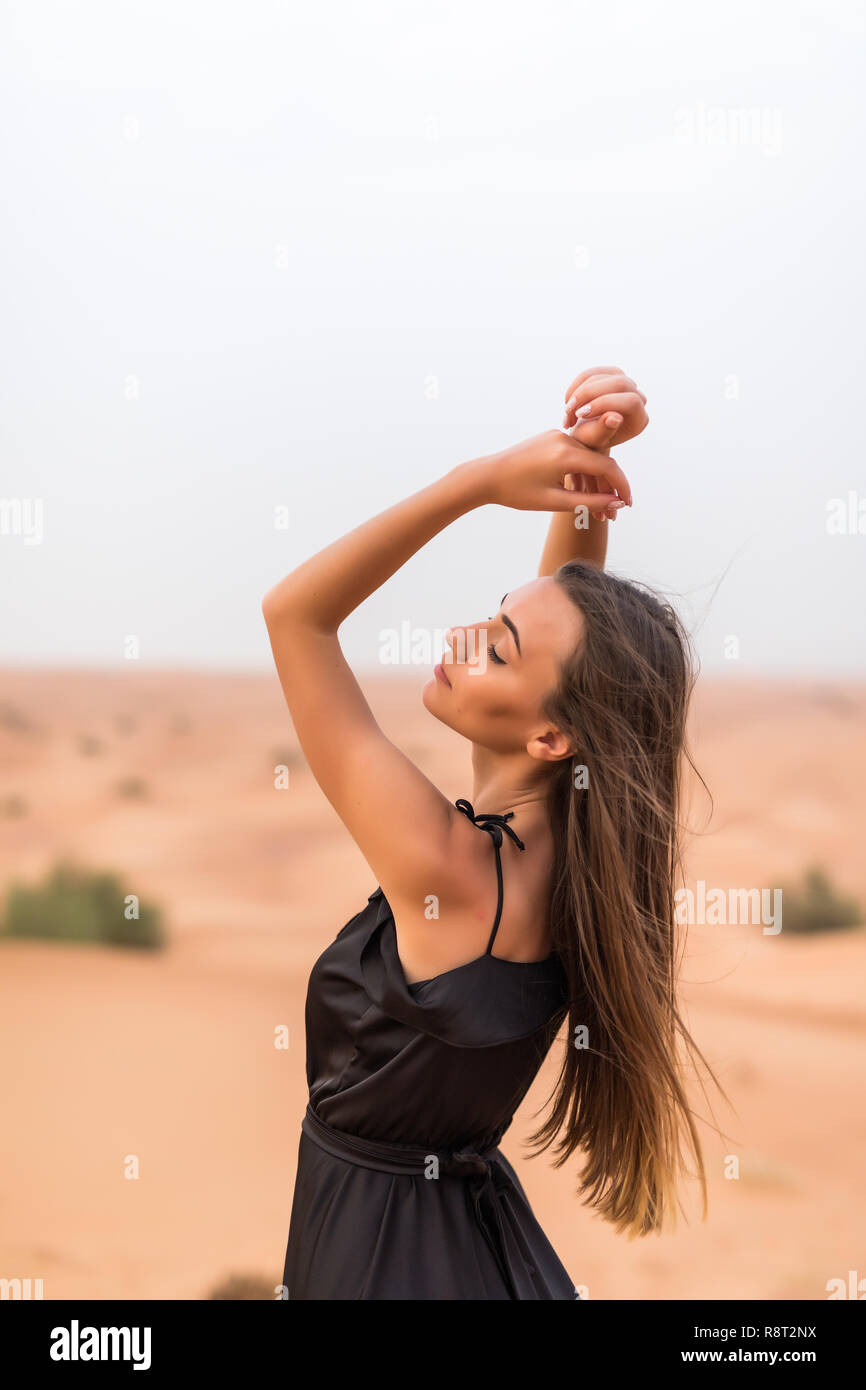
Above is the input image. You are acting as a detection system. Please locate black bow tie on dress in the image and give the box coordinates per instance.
[455,798,526,852]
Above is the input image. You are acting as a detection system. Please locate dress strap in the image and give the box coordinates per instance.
[455,798,526,954]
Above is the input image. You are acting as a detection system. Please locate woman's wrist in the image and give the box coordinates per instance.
[447,455,496,509]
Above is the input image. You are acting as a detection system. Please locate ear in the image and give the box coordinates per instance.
[527,727,577,763]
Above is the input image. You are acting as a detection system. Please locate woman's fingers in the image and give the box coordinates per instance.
[565,378,646,427]
[572,374,644,407]
[574,390,647,422]
[593,470,621,520]
[566,409,622,452]
[598,470,620,520]
[562,369,626,425]
[563,437,632,506]
[565,371,639,410]
[561,405,631,522]
[563,366,624,406]
[548,487,627,514]
[569,469,617,521]
[575,375,644,405]
[569,391,649,445]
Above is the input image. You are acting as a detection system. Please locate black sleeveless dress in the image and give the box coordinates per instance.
[282,798,577,1300]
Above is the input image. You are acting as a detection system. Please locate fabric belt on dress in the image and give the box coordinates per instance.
[301,1102,523,1299]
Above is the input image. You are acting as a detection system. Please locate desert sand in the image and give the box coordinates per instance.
[1,668,864,1300]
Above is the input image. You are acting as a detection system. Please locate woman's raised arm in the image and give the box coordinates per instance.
[262,432,624,905]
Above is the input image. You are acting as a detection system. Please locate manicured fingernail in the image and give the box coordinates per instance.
[610,499,626,509]
[576,404,592,416]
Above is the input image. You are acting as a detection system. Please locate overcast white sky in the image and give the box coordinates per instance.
[1,0,864,675]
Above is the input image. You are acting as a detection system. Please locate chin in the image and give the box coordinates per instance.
[421,676,439,714]
[421,677,453,726]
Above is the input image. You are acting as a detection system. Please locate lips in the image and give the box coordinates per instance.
[434,662,451,688]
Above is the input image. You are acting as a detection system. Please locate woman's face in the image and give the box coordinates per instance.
[422,576,584,758]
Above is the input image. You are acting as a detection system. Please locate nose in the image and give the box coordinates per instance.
[444,623,485,668]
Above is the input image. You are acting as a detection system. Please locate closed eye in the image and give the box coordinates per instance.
[487,595,520,661]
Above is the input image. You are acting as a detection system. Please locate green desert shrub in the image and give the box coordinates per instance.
[115,777,148,799]
[207,1272,279,1300]
[272,747,305,770]
[0,702,33,733]
[78,734,105,756]
[780,866,862,934]
[3,864,165,950]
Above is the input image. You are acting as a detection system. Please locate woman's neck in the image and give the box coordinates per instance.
[469,746,555,823]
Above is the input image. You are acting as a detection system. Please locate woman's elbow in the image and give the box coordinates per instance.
[261,583,315,631]
[261,585,288,626]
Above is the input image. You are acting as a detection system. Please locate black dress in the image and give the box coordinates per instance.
[282,798,577,1300]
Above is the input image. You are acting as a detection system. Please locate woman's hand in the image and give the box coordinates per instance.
[477,429,631,514]
[562,366,648,443]
[561,366,648,521]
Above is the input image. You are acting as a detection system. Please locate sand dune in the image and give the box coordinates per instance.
[1,668,864,1299]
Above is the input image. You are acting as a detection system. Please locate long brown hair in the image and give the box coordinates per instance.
[531,559,723,1238]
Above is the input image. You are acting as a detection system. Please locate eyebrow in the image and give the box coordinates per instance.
[498,593,521,656]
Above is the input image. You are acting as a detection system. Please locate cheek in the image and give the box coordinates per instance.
[454,672,522,724]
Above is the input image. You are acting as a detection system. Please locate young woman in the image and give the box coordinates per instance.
[263,366,712,1300]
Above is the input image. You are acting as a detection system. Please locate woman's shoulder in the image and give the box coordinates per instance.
[379,806,555,987]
